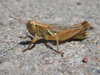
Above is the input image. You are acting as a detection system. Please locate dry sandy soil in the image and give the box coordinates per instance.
[0,0,100,75]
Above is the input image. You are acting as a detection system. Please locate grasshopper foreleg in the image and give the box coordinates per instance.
[19,32,28,39]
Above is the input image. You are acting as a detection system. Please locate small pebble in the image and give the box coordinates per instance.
[0,59,3,64]
[77,2,82,5]
[97,69,100,73]
[83,57,88,63]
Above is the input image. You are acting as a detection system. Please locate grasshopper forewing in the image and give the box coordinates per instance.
[2,4,91,56]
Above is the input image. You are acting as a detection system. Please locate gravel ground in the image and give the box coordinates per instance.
[0,0,100,75]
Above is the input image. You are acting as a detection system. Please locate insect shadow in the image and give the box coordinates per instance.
[19,36,57,53]
[19,35,85,53]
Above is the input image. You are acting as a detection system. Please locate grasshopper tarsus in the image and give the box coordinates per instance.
[60,52,64,57]
[61,54,64,57]
[22,49,28,52]
[19,36,27,39]
[58,51,64,55]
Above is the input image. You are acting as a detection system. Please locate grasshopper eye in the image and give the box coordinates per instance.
[27,21,33,27]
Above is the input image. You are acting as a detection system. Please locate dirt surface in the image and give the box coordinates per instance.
[0,0,100,75]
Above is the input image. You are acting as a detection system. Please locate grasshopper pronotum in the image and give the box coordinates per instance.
[2,4,91,56]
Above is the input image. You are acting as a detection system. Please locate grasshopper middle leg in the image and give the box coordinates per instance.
[22,36,39,52]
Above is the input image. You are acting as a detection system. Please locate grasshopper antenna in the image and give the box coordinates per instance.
[9,16,22,23]
[3,44,19,53]
[2,4,26,25]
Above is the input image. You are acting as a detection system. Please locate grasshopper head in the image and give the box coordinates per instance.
[26,20,36,36]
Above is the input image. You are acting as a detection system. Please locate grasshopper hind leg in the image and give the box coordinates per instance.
[56,35,64,57]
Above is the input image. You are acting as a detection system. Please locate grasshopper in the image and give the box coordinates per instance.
[2,4,91,56]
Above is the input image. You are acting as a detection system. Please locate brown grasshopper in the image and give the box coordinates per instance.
[2,4,91,56]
